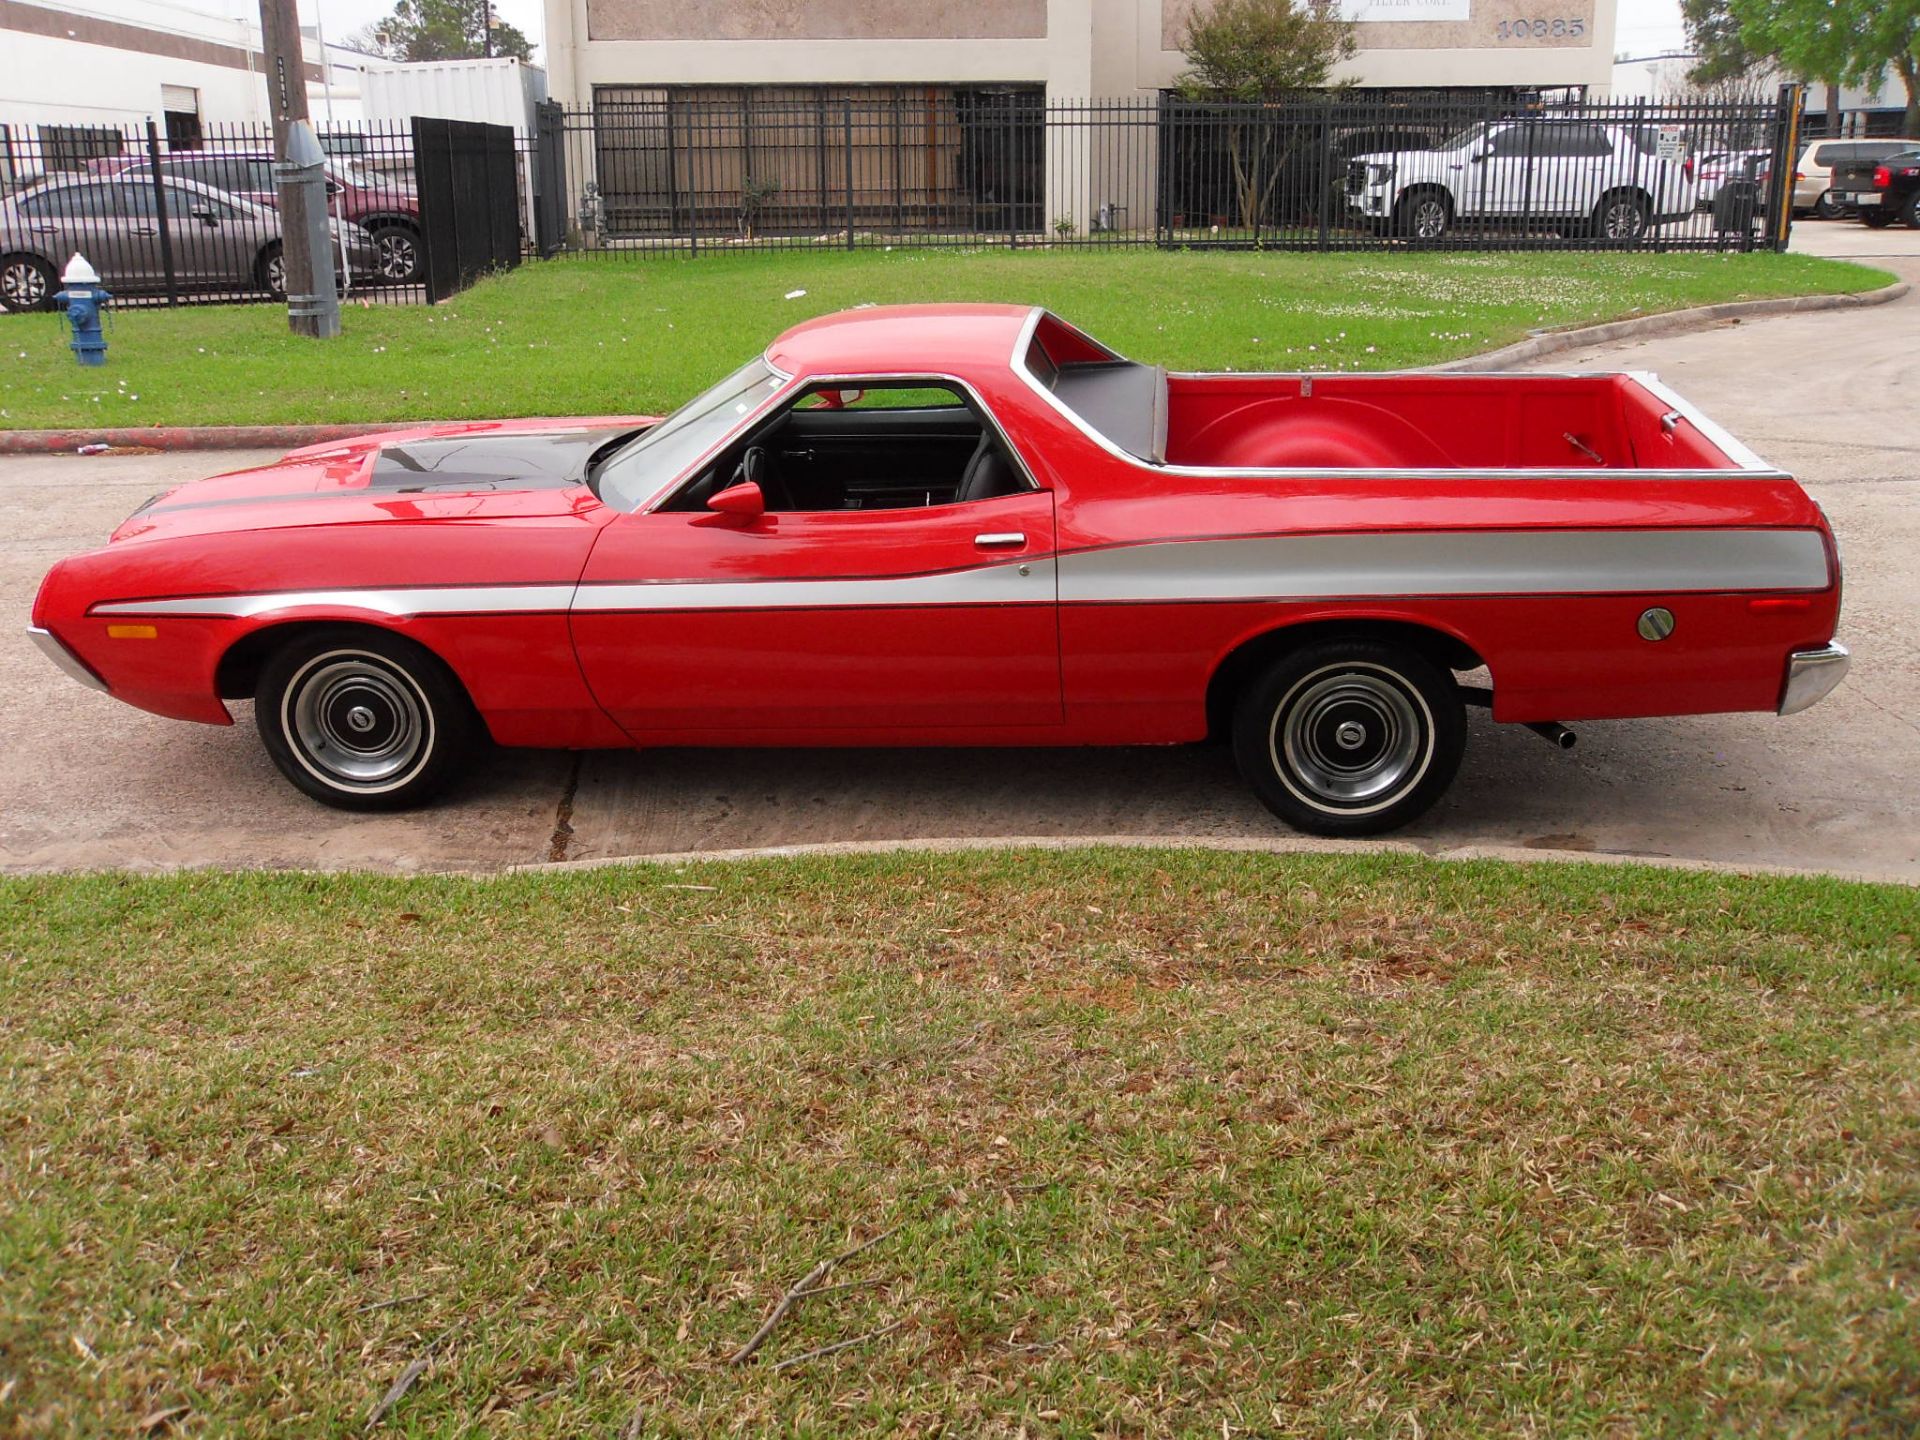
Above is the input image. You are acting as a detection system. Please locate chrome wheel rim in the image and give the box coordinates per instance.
[2,259,48,309]
[283,651,432,792]
[265,253,286,296]
[1602,200,1644,239]
[375,231,417,280]
[1411,200,1446,238]
[1271,663,1434,816]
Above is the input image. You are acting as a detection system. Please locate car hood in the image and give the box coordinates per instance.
[110,416,654,544]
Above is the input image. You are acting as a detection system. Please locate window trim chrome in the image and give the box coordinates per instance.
[642,367,1042,515]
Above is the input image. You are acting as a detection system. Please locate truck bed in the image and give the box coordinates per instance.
[1160,372,1748,473]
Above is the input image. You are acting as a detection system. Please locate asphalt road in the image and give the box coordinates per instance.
[4,224,1916,879]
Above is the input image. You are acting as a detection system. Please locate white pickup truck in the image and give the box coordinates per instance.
[1345,119,1698,241]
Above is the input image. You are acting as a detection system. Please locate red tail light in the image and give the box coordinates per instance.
[1683,157,1695,182]
[1794,170,1805,181]
[1874,164,1893,188]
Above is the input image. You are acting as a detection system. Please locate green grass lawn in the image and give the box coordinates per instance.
[0,248,1888,431]
[2,849,1915,1437]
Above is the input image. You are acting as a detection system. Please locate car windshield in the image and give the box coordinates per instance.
[1437,124,1489,152]
[594,358,786,512]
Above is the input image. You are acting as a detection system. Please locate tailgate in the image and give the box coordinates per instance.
[1827,158,1885,205]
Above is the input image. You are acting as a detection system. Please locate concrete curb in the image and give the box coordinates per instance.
[499,832,1917,888]
[0,421,424,456]
[1426,278,1910,372]
[0,279,1903,453]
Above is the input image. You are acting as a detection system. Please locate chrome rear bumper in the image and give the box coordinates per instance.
[27,625,108,693]
[1779,641,1849,716]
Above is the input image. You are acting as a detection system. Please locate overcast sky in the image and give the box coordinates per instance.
[283,0,1694,72]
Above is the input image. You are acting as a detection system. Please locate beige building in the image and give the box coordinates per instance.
[542,0,1620,107]
[538,0,1621,238]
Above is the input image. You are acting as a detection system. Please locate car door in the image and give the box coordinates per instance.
[571,384,1062,738]
[31,182,145,288]
[1473,124,1536,217]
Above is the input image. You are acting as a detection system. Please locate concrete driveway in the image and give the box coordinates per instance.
[4,224,1916,879]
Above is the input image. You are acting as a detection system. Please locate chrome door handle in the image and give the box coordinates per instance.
[973,531,1026,550]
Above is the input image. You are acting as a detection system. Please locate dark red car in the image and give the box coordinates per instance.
[94,150,423,282]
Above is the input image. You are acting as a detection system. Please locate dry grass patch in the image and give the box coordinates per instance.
[1,849,1916,1437]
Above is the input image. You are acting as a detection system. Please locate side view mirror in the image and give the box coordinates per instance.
[325,179,343,196]
[707,480,765,519]
[1469,151,1487,164]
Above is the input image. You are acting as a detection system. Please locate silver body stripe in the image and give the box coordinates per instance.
[571,559,1052,612]
[94,585,577,619]
[1058,529,1831,603]
[89,528,1828,620]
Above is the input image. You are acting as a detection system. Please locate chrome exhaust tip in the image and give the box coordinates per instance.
[1524,721,1577,750]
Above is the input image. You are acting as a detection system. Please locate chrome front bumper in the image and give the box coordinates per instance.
[1779,641,1849,716]
[27,625,108,693]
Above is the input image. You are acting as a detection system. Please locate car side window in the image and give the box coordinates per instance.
[1482,127,1530,158]
[671,380,1028,514]
[26,185,115,219]
[246,160,278,191]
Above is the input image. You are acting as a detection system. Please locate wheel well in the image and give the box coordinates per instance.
[1396,184,1452,211]
[215,621,463,702]
[1596,185,1653,210]
[1203,619,1486,741]
[361,215,419,233]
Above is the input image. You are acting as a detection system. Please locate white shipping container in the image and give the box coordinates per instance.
[363,58,549,136]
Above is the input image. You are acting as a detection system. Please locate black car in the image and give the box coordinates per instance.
[1828,148,1920,229]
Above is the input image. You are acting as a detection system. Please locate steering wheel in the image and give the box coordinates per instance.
[736,445,792,510]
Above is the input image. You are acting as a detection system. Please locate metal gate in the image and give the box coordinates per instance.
[411,117,521,302]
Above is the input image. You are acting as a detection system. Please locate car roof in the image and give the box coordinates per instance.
[766,304,1035,379]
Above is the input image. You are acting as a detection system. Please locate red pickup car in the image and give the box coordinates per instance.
[29,306,1848,835]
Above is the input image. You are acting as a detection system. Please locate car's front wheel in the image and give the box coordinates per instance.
[1,253,56,312]
[1395,191,1451,242]
[256,243,286,299]
[1232,640,1465,837]
[255,628,477,810]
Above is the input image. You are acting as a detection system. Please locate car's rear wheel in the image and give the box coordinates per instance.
[1813,189,1842,219]
[1593,190,1650,242]
[1,254,55,313]
[1905,192,1920,229]
[1862,208,1897,229]
[368,223,422,283]
[255,628,477,810]
[1232,640,1465,837]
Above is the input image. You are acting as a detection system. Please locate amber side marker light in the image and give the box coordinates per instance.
[106,624,158,639]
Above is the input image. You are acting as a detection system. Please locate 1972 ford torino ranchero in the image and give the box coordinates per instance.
[30,305,1850,836]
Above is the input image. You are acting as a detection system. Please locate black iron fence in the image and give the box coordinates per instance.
[534,88,1802,257]
[0,88,1802,315]
[0,118,502,311]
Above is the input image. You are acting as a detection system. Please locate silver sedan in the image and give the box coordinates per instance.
[0,174,375,311]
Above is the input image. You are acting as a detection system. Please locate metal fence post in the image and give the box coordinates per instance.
[1773,82,1803,252]
[1007,96,1018,249]
[844,99,856,250]
[142,118,178,306]
[1316,99,1333,252]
